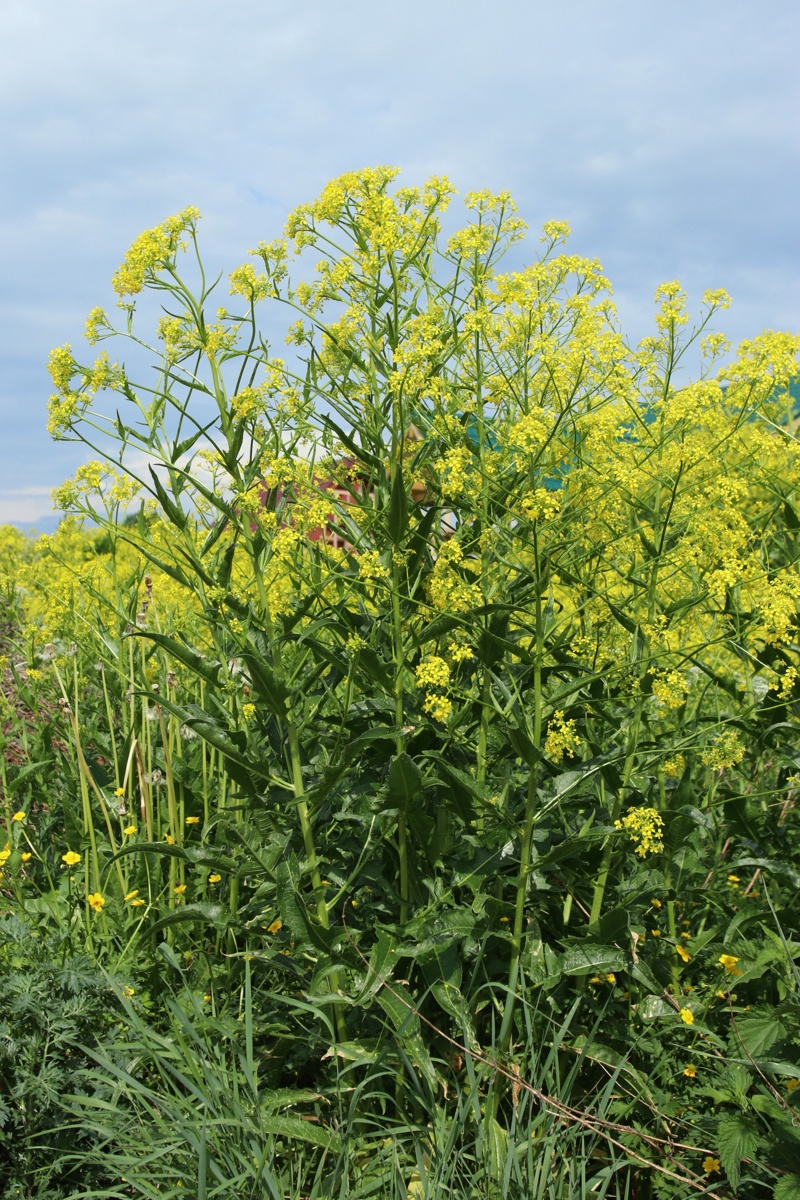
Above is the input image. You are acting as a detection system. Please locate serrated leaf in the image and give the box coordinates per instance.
[775,1175,800,1200]
[733,1007,788,1058]
[716,1111,759,1189]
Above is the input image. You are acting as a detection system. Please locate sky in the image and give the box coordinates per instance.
[1,0,798,529]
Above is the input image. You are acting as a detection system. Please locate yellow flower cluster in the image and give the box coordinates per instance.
[615,807,665,858]
[544,711,581,760]
[112,205,201,297]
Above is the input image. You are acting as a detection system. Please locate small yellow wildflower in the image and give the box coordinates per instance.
[615,807,664,857]
[676,945,691,963]
[11,811,25,822]
[174,883,186,895]
[130,898,145,907]
[123,825,137,836]
[125,890,139,901]
[185,816,200,825]
[787,1079,799,1093]
[203,993,212,1003]
[679,1008,694,1025]
[87,892,105,912]
[208,873,221,883]
[606,973,616,984]
[651,929,661,937]
[650,898,662,908]
[703,1157,720,1175]
[727,874,740,884]
[21,852,31,862]
[719,953,742,976]
[684,1065,697,1078]
[121,986,134,999]
[62,850,81,866]
[499,915,510,923]
[114,787,126,797]
[267,919,283,934]
[165,833,175,845]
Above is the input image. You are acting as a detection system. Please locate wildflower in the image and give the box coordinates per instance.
[543,710,580,761]
[203,993,212,1003]
[606,973,616,984]
[11,811,25,822]
[703,1157,720,1175]
[650,898,662,908]
[268,918,283,934]
[241,702,256,722]
[121,986,134,999]
[87,892,105,912]
[114,787,126,797]
[62,850,81,866]
[615,807,664,857]
[499,915,510,923]
[165,833,174,845]
[718,953,742,976]
[185,816,200,825]
[208,873,221,883]
[0,846,10,863]
[125,890,139,901]
[676,945,691,963]
[679,1008,694,1025]
[21,852,31,862]
[684,1065,697,1078]
[130,898,145,907]
[727,874,740,884]
[174,883,186,894]
[651,929,661,937]
[415,656,451,689]
[787,1079,799,1093]
[123,825,137,836]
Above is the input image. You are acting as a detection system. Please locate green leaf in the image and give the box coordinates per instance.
[732,1007,788,1058]
[716,1111,759,1189]
[775,1175,800,1200]
[376,986,438,1092]
[387,752,423,807]
[387,463,408,543]
[126,629,221,687]
[148,904,228,937]
[149,464,189,530]
[561,945,625,976]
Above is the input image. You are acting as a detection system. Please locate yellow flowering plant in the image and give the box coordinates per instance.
[0,167,797,1194]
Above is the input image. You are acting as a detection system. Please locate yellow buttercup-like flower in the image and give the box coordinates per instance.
[208,874,221,884]
[268,918,283,934]
[679,1008,694,1025]
[87,892,105,912]
[62,850,81,866]
[11,811,25,822]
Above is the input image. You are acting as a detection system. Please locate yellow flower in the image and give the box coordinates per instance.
[87,892,105,912]
[123,825,137,836]
[268,918,283,934]
[606,973,616,984]
[651,929,661,937]
[114,787,126,797]
[174,883,186,894]
[499,915,510,923]
[676,945,691,963]
[650,898,662,908]
[208,873,221,883]
[62,850,81,866]
[203,993,212,1003]
[614,806,664,857]
[0,847,10,863]
[684,1065,697,1078]
[121,986,134,999]
[165,833,175,845]
[719,953,742,976]
[787,1079,799,1093]
[703,1157,720,1175]
[125,889,139,901]
[130,898,145,907]
[727,874,741,884]
[679,1008,694,1025]
[21,852,31,862]
[11,811,25,822]
[185,816,200,825]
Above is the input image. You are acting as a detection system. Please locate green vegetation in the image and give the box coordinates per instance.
[1,168,799,1197]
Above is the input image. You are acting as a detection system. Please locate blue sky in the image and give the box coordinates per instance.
[1,0,797,528]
